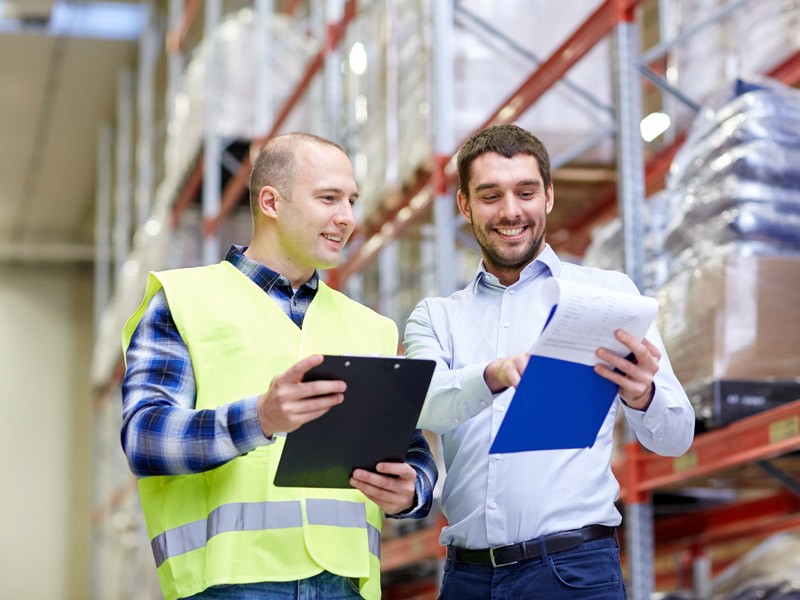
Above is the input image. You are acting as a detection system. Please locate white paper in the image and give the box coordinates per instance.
[530,278,659,367]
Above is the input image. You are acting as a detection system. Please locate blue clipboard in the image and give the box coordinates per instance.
[489,355,618,453]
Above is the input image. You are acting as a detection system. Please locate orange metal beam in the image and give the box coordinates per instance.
[633,400,800,492]
[169,153,204,227]
[166,0,201,55]
[331,0,641,287]
[380,514,447,572]
[205,0,358,234]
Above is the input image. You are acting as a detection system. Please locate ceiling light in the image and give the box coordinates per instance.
[640,112,670,142]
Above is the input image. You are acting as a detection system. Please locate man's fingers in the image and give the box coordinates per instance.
[279,354,326,384]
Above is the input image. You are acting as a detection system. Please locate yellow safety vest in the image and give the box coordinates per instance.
[122,261,398,600]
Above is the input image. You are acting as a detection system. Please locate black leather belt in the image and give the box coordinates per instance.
[447,524,616,568]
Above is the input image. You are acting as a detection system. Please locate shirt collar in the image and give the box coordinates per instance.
[470,243,562,294]
[225,245,320,293]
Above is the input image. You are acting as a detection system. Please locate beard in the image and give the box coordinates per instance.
[471,218,546,273]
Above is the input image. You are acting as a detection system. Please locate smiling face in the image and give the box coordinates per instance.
[251,140,358,287]
[457,151,554,286]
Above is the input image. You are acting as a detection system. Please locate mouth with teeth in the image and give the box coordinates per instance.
[322,232,345,246]
[494,225,527,239]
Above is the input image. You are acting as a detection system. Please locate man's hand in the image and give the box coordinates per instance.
[350,462,417,515]
[483,353,530,393]
[257,354,346,438]
[594,329,661,411]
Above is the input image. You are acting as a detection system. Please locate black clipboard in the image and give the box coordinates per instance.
[273,355,436,488]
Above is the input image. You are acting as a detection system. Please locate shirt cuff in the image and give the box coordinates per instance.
[236,395,276,448]
[621,384,668,434]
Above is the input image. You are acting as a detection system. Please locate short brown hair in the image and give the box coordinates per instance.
[248,132,345,217]
[456,124,551,197]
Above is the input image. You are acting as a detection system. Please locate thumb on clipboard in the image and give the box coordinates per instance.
[257,354,347,437]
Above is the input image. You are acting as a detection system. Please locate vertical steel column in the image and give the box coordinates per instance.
[309,0,326,136]
[255,0,275,140]
[136,1,159,229]
[114,67,134,279]
[202,0,222,265]
[431,0,457,297]
[167,0,185,125]
[324,0,345,143]
[379,241,399,323]
[94,123,113,336]
[613,4,652,599]
[658,0,678,144]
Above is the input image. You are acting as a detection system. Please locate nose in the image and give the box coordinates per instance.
[335,199,356,230]
[498,192,522,220]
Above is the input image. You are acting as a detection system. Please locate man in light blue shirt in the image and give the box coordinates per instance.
[404,124,694,599]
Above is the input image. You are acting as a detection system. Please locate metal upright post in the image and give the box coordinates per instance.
[167,0,185,125]
[94,123,113,336]
[431,0,457,297]
[255,0,275,140]
[309,0,326,136]
[136,1,159,229]
[324,0,345,143]
[202,0,222,265]
[379,241,399,324]
[613,3,652,599]
[114,67,134,280]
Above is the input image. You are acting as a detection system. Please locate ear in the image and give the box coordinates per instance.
[257,186,280,220]
[545,183,554,215]
[456,189,472,224]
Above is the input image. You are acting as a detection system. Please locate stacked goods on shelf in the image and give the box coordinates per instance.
[657,77,800,428]
[713,532,800,599]
[580,190,670,296]
[671,0,800,132]
[165,8,313,181]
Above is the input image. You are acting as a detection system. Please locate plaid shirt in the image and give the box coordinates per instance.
[122,245,436,518]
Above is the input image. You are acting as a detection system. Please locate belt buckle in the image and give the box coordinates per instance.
[489,543,519,567]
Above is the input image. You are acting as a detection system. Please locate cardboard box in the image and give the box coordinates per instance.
[657,254,800,387]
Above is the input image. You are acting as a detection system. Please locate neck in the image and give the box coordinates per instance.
[244,239,314,289]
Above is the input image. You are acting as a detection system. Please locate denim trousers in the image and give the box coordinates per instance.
[182,571,362,600]
[438,536,627,600]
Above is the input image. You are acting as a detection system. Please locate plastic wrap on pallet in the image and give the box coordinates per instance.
[580,192,670,295]
[164,9,314,182]
[669,80,800,192]
[672,0,800,123]
[661,77,800,280]
[713,532,800,600]
[352,0,615,220]
[656,251,800,389]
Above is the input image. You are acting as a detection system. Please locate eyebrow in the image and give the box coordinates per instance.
[473,179,542,192]
[314,187,359,200]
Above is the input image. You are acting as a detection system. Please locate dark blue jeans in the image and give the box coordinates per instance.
[182,571,362,599]
[439,537,627,600]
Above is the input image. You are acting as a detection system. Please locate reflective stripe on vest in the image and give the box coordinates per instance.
[151,499,381,568]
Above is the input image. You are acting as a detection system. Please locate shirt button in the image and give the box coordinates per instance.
[454,417,460,424]
[503,322,510,328]
[480,401,488,407]
[509,289,516,295]
[493,454,501,461]
[497,405,505,413]
[490,502,497,509]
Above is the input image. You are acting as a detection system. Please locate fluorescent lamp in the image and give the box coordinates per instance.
[640,112,671,142]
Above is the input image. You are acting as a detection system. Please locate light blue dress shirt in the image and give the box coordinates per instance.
[404,244,694,550]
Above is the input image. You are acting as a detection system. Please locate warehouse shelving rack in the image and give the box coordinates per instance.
[90,0,800,598]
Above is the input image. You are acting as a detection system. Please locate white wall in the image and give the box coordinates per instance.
[0,265,92,600]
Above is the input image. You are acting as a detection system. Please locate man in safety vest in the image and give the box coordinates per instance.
[121,132,438,600]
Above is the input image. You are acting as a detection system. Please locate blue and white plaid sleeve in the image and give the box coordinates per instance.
[389,429,438,519]
[121,290,271,477]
